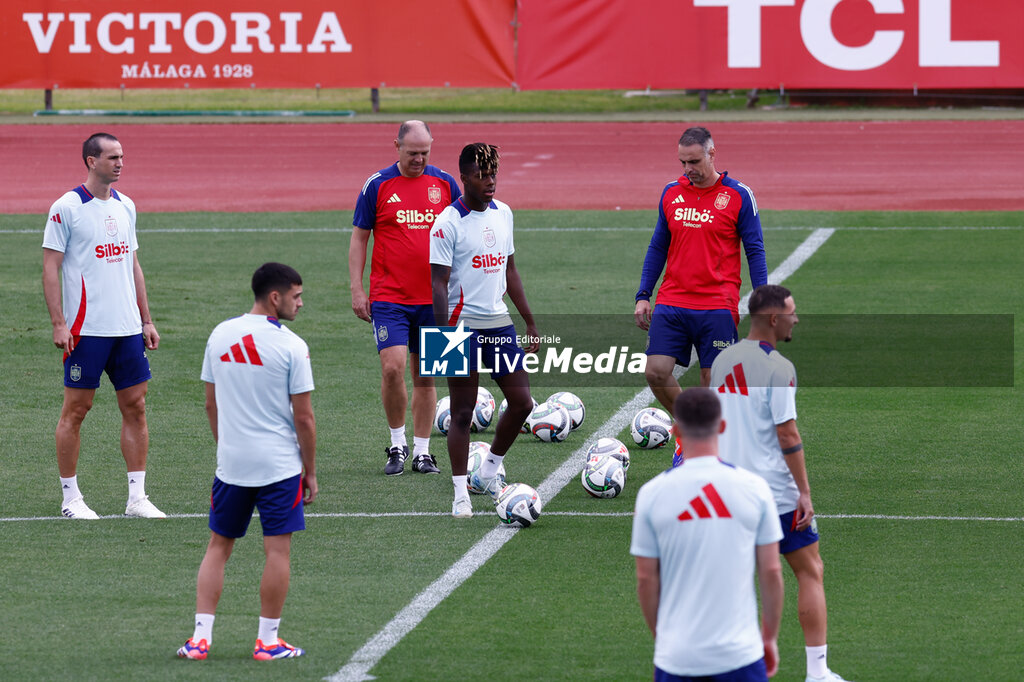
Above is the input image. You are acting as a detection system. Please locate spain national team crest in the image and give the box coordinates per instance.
[104,216,118,236]
[377,325,389,342]
[427,186,442,205]
[714,192,731,210]
[483,228,496,248]
[70,364,82,382]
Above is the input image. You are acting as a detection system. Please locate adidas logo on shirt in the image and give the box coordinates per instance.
[717,363,749,396]
[671,195,685,205]
[219,334,264,366]
[386,193,402,204]
[432,229,445,239]
[678,483,732,521]
[50,214,62,223]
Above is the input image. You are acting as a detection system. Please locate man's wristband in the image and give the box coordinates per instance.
[142,319,153,325]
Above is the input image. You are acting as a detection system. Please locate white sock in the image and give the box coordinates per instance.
[479,452,505,479]
[60,476,82,504]
[258,616,281,645]
[127,471,146,502]
[806,644,828,678]
[192,613,215,644]
[451,475,469,501]
[389,426,406,449]
[412,436,430,458]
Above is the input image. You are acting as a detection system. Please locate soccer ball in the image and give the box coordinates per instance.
[585,437,630,472]
[471,387,496,432]
[527,400,572,443]
[498,396,538,434]
[467,442,506,495]
[495,483,543,528]
[630,407,673,449]
[435,396,452,435]
[580,454,626,498]
[547,391,586,431]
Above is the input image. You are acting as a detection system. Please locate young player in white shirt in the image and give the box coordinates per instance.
[632,387,784,681]
[711,284,849,682]
[178,262,317,661]
[430,143,539,518]
[42,132,164,520]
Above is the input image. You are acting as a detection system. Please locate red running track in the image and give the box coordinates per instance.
[3,120,1022,214]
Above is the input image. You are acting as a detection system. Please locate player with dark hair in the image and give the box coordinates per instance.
[430,143,539,518]
[632,387,784,681]
[711,285,849,682]
[179,262,317,661]
[351,120,461,476]
[635,126,768,407]
[43,132,164,519]
[81,132,119,168]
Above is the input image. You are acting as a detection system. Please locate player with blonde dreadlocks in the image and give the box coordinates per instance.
[429,143,540,518]
[462,142,500,177]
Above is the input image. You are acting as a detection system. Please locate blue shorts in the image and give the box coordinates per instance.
[655,658,767,682]
[370,302,435,354]
[646,305,737,368]
[778,510,820,555]
[209,474,305,538]
[63,334,151,390]
[469,324,526,379]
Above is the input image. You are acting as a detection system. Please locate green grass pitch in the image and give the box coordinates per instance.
[1,209,1022,681]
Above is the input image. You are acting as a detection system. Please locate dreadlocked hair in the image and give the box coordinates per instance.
[459,143,500,176]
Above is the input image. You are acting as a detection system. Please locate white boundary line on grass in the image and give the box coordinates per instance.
[324,227,835,682]
[2,507,1024,522]
[1,225,1020,235]
[5,511,1022,523]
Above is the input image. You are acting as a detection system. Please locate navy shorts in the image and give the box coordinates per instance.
[209,474,305,538]
[370,302,435,354]
[646,305,737,368]
[469,324,526,379]
[63,334,151,390]
[654,658,767,682]
[778,510,820,555]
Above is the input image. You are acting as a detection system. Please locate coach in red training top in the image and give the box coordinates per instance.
[349,120,461,477]
[634,126,768,408]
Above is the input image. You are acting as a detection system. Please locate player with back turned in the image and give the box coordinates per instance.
[430,143,539,519]
[711,284,850,682]
[632,387,785,682]
[350,120,461,477]
[178,262,317,661]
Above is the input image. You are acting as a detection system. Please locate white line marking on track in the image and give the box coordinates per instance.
[324,227,836,682]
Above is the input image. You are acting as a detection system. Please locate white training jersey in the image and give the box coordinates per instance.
[711,338,800,513]
[631,457,783,676]
[429,197,514,328]
[201,314,315,487]
[41,185,141,336]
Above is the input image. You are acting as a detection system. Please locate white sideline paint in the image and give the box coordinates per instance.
[325,227,836,682]
[1,225,1018,235]
[2,507,1024,522]
[6,511,1021,523]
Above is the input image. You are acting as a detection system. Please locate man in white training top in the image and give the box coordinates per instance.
[712,284,849,682]
[42,132,164,520]
[178,262,317,662]
[632,387,784,681]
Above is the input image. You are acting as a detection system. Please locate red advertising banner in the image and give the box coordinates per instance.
[1,0,515,88]
[517,0,1024,90]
